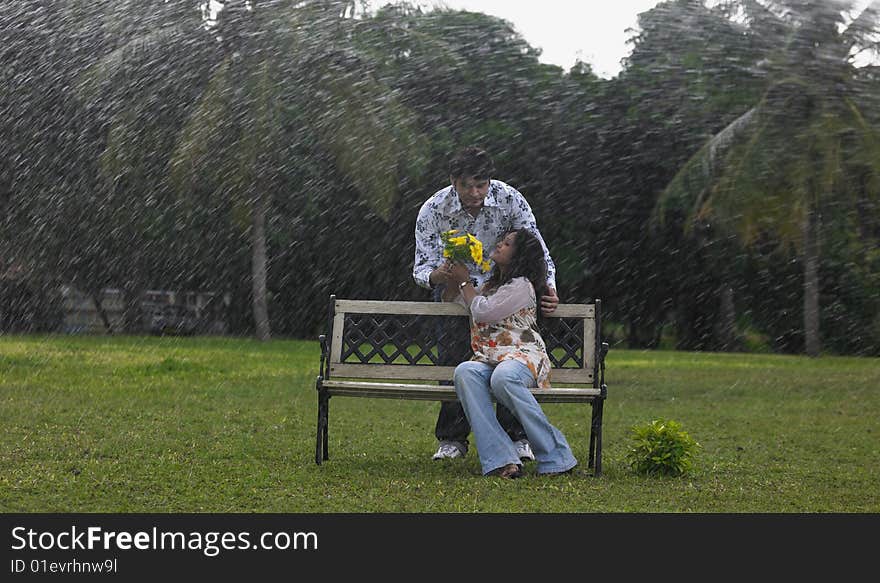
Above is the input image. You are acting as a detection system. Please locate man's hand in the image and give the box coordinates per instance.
[429,261,454,287]
[541,286,559,316]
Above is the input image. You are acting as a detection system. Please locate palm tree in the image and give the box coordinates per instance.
[656,0,880,356]
[78,0,427,339]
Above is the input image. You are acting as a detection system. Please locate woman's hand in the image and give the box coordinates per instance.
[437,261,469,302]
[447,262,470,286]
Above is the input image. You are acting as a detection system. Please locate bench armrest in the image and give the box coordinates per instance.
[318,334,329,379]
[599,341,609,394]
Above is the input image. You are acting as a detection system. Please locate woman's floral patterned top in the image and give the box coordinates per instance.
[457,276,552,388]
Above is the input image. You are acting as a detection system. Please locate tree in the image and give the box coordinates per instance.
[77,0,428,339]
[1,1,209,332]
[356,4,607,305]
[656,0,880,356]
[591,0,764,349]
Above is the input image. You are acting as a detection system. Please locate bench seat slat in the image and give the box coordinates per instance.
[330,363,593,383]
[322,379,600,402]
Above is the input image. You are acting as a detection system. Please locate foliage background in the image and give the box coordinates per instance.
[1,0,879,356]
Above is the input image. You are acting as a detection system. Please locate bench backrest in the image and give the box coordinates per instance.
[324,297,601,387]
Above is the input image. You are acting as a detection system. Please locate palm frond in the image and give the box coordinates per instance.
[653,106,757,228]
[168,58,234,194]
[304,65,428,220]
[840,95,880,201]
[842,96,880,159]
[75,25,188,102]
[656,75,851,250]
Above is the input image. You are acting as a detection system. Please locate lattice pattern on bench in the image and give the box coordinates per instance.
[339,314,469,365]
[338,313,585,368]
[543,318,584,368]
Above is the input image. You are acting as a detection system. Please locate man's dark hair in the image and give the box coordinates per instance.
[448,146,495,180]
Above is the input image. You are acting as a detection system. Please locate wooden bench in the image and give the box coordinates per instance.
[315,295,609,475]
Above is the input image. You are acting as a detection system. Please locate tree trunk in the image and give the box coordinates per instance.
[251,192,271,341]
[803,211,821,357]
[715,283,738,351]
[121,285,144,333]
[91,290,113,334]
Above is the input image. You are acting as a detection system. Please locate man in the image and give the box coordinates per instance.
[413,146,559,461]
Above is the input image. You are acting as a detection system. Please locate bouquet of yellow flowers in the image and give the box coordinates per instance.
[441,229,491,272]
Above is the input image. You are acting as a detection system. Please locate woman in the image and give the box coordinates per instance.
[445,228,578,479]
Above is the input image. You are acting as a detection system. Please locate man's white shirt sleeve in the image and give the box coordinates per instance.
[413,200,441,289]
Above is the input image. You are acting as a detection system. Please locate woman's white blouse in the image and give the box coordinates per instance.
[467,276,535,323]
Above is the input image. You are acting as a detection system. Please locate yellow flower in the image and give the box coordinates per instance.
[468,236,483,264]
[442,230,488,271]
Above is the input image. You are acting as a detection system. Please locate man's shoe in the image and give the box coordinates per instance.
[514,439,536,462]
[432,441,466,460]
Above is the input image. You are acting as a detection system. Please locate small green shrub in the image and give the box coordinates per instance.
[627,419,700,477]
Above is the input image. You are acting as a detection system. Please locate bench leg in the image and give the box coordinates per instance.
[316,391,329,465]
[322,394,329,461]
[591,399,604,477]
[588,402,598,469]
[315,393,323,465]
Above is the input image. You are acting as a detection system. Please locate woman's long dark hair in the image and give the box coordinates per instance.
[484,228,547,318]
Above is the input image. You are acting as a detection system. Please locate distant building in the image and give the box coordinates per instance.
[60,287,230,335]
[140,289,230,335]
[1,259,231,334]
[60,286,125,334]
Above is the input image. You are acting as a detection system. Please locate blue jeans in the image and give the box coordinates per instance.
[453,359,578,475]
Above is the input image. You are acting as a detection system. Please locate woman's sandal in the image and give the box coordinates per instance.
[487,463,523,479]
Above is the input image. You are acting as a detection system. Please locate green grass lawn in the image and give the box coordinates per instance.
[1,334,878,512]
